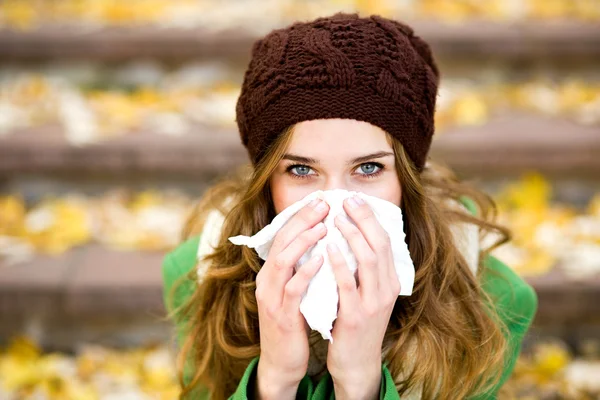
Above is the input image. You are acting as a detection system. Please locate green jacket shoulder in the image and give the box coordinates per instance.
[162,236,200,344]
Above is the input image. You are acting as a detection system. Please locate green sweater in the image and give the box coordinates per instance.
[162,235,537,399]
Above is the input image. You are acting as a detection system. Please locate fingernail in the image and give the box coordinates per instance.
[314,222,325,231]
[354,195,365,205]
[347,197,360,209]
[327,243,339,253]
[309,199,320,208]
[336,214,349,224]
[315,200,328,212]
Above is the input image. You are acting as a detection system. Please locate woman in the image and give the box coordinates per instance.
[163,13,537,399]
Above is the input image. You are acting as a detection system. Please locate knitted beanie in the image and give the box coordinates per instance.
[235,13,440,171]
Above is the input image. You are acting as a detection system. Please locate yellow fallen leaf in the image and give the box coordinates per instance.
[533,342,571,377]
[0,196,26,237]
[23,198,92,255]
[588,194,600,217]
[4,336,41,361]
[496,173,552,212]
[130,191,163,211]
[452,93,489,126]
[0,0,37,29]
[0,336,41,390]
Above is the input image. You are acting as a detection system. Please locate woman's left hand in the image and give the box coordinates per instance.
[326,195,401,400]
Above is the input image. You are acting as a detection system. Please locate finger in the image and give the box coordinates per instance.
[334,214,378,298]
[343,196,390,256]
[344,196,392,285]
[327,243,359,312]
[269,222,326,290]
[274,222,327,272]
[270,199,329,254]
[282,254,324,318]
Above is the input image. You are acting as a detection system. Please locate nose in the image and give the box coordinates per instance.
[322,177,351,192]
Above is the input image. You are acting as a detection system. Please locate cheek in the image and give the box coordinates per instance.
[384,168,402,207]
[360,173,402,207]
[270,176,313,214]
[372,181,401,207]
[390,179,402,207]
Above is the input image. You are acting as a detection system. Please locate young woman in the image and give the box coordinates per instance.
[162,13,537,400]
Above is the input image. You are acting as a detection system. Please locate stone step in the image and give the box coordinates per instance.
[1,114,599,179]
[0,21,598,62]
[0,246,169,350]
[1,245,599,351]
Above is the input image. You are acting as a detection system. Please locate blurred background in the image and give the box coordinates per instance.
[0,1,599,399]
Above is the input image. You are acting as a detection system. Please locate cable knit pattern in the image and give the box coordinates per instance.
[236,13,439,170]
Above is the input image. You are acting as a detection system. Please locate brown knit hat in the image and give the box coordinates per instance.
[236,13,439,171]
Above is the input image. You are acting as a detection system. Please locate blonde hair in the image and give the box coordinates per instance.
[167,125,510,399]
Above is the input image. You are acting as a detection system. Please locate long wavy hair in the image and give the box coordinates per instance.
[167,125,511,399]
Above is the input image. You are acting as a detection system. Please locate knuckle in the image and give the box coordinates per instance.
[377,236,391,252]
[340,279,356,293]
[376,242,390,255]
[273,254,288,271]
[363,303,379,318]
[255,289,267,305]
[284,282,300,298]
[298,230,317,247]
[264,304,278,319]
[272,235,287,252]
[276,316,294,331]
[346,226,362,239]
[344,314,361,329]
[363,252,378,268]
[389,280,401,296]
[255,271,263,287]
[297,265,313,281]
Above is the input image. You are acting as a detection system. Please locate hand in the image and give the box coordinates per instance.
[254,198,330,400]
[326,195,401,400]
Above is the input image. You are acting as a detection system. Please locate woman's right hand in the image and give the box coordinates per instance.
[254,198,330,400]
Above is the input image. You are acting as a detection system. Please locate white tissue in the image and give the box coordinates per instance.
[228,189,415,341]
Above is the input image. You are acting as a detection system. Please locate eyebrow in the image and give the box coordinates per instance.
[282,151,394,165]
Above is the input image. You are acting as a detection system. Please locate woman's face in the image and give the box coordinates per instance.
[270,118,402,214]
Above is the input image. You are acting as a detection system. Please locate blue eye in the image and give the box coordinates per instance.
[286,164,315,179]
[356,163,383,176]
[292,166,311,176]
[285,162,384,180]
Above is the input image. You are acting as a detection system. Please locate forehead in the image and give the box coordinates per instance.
[287,119,392,154]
